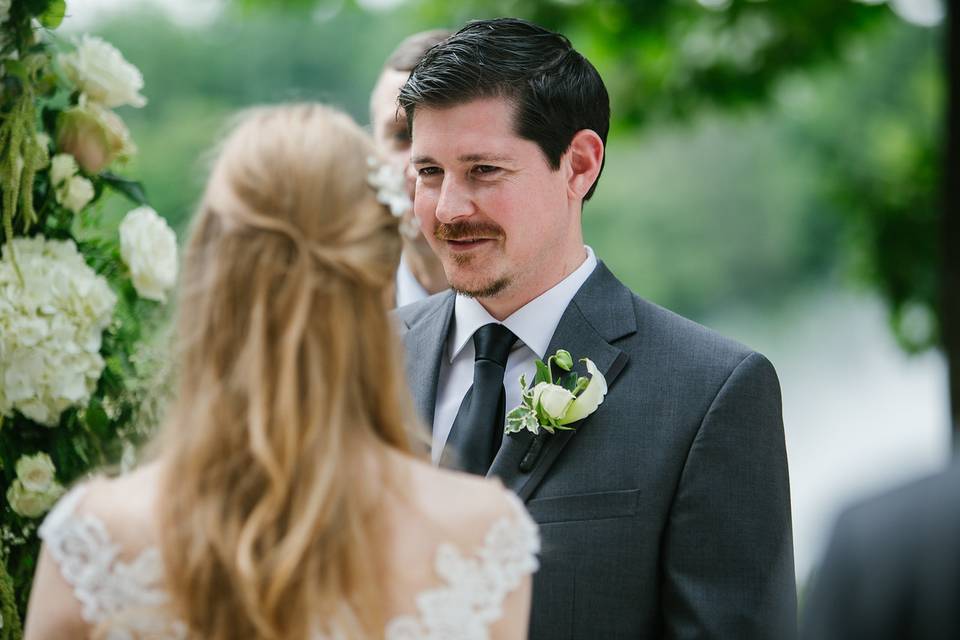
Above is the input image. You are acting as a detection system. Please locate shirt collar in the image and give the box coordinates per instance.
[395,252,430,308]
[449,246,598,362]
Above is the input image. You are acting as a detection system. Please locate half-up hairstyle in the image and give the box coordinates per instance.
[157,103,417,639]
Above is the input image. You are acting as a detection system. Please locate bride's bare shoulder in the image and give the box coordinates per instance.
[69,462,163,542]
[400,455,520,530]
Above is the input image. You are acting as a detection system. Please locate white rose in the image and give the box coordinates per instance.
[59,175,95,214]
[58,35,146,109]
[50,153,78,187]
[119,206,178,302]
[15,452,57,493]
[6,479,63,519]
[531,382,576,421]
[559,358,608,425]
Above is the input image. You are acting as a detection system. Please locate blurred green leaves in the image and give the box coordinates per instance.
[81,1,943,351]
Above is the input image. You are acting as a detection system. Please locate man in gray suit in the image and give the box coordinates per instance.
[395,18,796,639]
[803,463,960,640]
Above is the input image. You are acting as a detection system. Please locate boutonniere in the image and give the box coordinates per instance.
[505,349,608,436]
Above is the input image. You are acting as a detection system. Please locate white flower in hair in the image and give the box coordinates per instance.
[367,157,412,218]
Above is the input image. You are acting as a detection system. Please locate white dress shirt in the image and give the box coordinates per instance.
[395,252,431,308]
[431,246,599,463]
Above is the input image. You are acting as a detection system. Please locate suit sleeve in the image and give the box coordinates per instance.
[800,510,866,640]
[661,351,797,639]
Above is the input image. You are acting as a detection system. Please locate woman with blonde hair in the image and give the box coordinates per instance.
[23,103,538,640]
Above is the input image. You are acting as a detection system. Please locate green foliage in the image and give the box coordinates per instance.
[38,0,67,29]
[88,4,424,232]
[0,560,22,639]
[0,6,173,627]
[778,21,943,351]
[414,0,889,126]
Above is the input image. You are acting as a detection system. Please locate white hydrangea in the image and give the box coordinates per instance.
[58,35,146,109]
[60,175,95,213]
[50,153,78,186]
[119,206,178,302]
[0,237,117,426]
[49,153,95,213]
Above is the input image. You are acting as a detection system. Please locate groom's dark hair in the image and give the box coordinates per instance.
[397,17,609,200]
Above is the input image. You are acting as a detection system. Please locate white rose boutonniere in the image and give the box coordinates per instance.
[505,349,608,436]
[119,206,178,302]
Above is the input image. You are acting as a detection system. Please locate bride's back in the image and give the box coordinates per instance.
[23,104,537,640]
[27,455,535,639]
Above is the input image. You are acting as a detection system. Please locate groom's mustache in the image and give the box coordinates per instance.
[434,221,505,241]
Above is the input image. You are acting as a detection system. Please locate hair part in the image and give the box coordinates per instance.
[156,103,420,640]
[398,17,610,200]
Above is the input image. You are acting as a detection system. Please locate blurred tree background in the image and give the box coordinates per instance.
[81,0,952,428]
[39,0,949,593]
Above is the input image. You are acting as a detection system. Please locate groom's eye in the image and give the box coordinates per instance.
[472,165,500,177]
[418,166,442,178]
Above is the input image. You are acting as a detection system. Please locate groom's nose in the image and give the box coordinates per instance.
[435,176,475,223]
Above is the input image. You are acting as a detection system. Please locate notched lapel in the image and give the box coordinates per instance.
[400,293,455,431]
[488,263,634,501]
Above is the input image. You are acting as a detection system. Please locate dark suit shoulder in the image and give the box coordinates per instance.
[622,290,764,381]
[803,464,960,640]
[394,289,454,329]
[832,464,960,550]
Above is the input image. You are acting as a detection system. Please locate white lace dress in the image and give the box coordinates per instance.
[38,485,540,640]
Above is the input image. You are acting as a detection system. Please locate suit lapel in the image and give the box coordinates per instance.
[487,263,636,501]
[399,292,456,431]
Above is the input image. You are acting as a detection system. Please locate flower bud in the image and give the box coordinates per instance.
[56,103,135,174]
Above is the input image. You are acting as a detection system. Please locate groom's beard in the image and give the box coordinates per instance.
[434,220,511,298]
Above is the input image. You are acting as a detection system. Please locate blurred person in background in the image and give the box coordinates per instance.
[23,103,538,640]
[370,29,452,307]
[802,462,960,640]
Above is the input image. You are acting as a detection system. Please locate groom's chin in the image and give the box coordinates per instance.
[450,275,512,300]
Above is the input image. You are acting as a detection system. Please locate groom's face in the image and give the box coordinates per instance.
[411,97,572,300]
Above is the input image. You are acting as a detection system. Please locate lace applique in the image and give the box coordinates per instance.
[384,493,541,640]
[39,485,539,640]
[38,484,187,639]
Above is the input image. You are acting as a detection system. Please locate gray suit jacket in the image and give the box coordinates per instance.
[802,464,960,640]
[396,262,797,639]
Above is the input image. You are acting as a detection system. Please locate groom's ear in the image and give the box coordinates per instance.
[565,129,604,202]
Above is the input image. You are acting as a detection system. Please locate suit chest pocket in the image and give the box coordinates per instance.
[525,488,640,524]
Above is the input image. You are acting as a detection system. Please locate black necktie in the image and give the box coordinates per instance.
[443,323,518,475]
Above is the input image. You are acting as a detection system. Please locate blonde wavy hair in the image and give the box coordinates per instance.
[156,103,417,639]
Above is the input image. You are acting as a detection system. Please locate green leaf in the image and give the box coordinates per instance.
[556,371,579,393]
[71,436,90,465]
[533,359,551,385]
[505,406,539,435]
[553,349,573,371]
[38,0,67,28]
[99,173,149,206]
[83,401,110,438]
